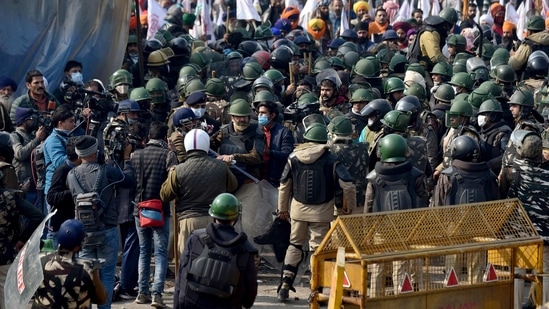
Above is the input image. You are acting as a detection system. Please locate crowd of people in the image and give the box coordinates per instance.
[1,0,549,308]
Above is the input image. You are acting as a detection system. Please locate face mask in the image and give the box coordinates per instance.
[127,118,138,125]
[367,118,376,126]
[191,107,206,118]
[116,85,129,95]
[452,86,459,95]
[71,72,83,85]
[477,115,487,127]
[280,85,286,93]
[258,115,270,126]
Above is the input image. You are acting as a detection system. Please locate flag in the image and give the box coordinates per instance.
[516,2,526,40]
[418,0,430,17]
[394,0,411,22]
[431,0,440,17]
[299,0,317,29]
[181,0,191,14]
[147,0,167,40]
[506,1,519,25]
[340,0,350,34]
[199,0,215,43]
[237,0,262,21]
[285,0,301,11]
[368,0,375,20]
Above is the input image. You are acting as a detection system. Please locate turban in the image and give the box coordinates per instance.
[353,1,370,14]
[308,18,326,40]
[393,21,412,33]
[503,21,516,32]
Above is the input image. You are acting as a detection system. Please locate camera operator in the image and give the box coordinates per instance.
[53,60,85,105]
[103,99,140,163]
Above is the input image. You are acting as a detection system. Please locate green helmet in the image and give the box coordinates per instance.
[447,34,466,46]
[527,15,545,31]
[478,99,503,114]
[404,82,427,102]
[337,42,358,56]
[145,78,167,104]
[179,65,200,78]
[176,74,198,95]
[303,123,328,143]
[128,34,138,45]
[227,51,243,61]
[449,72,473,90]
[508,88,534,107]
[330,57,346,70]
[313,59,332,74]
[263,69,285,84]
[350,88,373,103]
[439,8,458,25]
[365,56,381,75]
[229,99,252,116]
[110,69,133,88]
[477,43,495,60]
[379,134,408,163]
[381,110,412,132]
[254,24,274,40]
[242,62,264,80]
[478,81,503,98]
[189,52,211,70]
[449,98,473,117]
[205,78,226,97]
[433,84,455,102]
[353,58,377,78]
[184,79,206,98]
[297,93,320,108]
[452,61,467,74]
[384,77,405,94]
[327,115,353,135]
[389,54,408,73]
[129,87,151,102]
[209,193,240,221]
[490,48,510,68]
[376,48,395,64]
[407,63,426,77]
[253,90,275,104]
[467,88,490,109]
[343,51,360,69]
[431,62,451,77]
[494,64,516,83]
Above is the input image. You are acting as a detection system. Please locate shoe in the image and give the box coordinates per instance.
[151,294,166,308]
[119,289,138,300]
[135,293,152,304]
[278,283,290,302]
[165,267,176,279]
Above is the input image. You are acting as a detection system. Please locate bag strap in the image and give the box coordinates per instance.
[73,165,104,195]
[200,233,215,250]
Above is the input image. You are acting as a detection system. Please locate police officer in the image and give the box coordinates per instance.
[146,78,171,123]
[174,193,258,309]
[346,88,373,138]
[509,15,549,72]
[358,98,393,145]
[33,219,107,309]
[277,123,356,302]
[109,69,133,102]
[383,77,405,107]
[205,78,231,125]
[521,51,549,103]
[478,99,512,175]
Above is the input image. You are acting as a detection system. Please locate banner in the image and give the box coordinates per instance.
[147,0,167,40]
[237,0,262,21]
[299,0,318,30]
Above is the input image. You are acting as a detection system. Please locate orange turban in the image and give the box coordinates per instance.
[281,6,300,29]
[489,3,504,17]
[140,11,148,26]
[502,21,515,32]
[308,18,326,40]
[353,1,370,14]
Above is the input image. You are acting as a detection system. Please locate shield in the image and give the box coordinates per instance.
[315,68,342,88]
[302,114,327,131]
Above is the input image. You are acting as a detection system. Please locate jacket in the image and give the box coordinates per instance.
[11,128,41,188]
[46,160,77,232]
[509,31,549,71]
[44,129,69,195]
[10,91,58,124]
[261,122,294,187]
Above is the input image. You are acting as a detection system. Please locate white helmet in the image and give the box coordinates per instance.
[184,129,210,153]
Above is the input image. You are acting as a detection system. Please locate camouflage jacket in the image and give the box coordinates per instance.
[330,140,370,207]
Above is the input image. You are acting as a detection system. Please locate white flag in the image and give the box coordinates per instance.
[237,0,262,21]
[285,0,301,11]
[418,0,430,18]
[200,0,216,43]
[299,0,317,30]
[340,0,349,34]
[516,2,526,40]
[431,0,440,17]
[147,0,167,40]
[506,2,519,25]
[394,0,411,23]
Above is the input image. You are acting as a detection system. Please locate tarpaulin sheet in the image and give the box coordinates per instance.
[0,0,131,97]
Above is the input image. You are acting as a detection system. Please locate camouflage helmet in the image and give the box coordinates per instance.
[129,87,151,102]
[314,59,333,73]
[263,69,285,84]
[184,79,206,98]
[433,84,455,102]
[439,8,458,25]
[242,62,264,80]
[350,88,373,103]
[527,15,545,31]
[449,72,473,90]
[327,115,353,135]
[379,134,408,163]
[467,88,490,109]
[450,135,479,161]
[389,54,408,73]
[209,193,241,221]
[303,123,328,143]
[478,99,503,114]
[384,77,405,94]
[110,69,133,88]
[145,78,167,104]
[494,64,516,83]
[404,82,427,102]
[253,90,276,104]
[229,99,252,116]
[353,58,377,78]
[205,78,226,97]
[381,110,412,132]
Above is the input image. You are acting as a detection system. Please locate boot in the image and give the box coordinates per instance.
[277,275,296,302]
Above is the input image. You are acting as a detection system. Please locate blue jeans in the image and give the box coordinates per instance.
[135,216,169,296]
[119,221,139,291]
[79,227,119,309]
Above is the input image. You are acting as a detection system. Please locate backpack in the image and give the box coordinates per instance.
[186,233,248,299]
[373,176,414,212]
[446,170,488,205]
[290,153,335,204]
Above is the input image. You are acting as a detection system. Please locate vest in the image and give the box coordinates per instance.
[442,161,497,205]
[290,152,336,204]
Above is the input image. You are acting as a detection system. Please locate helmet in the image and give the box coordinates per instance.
[382,30,398,41]
[478,81,503,98]
[353,58,377,78]
[242,62,264,81]
[173,107,198,127]
[238,40,263,57]
[270,46,294,69]
[263,69,285,84]
[447,34,466,46]
[439,8,458,24]
[117,99,140,113]
[360,99,392,117]
[179,65,200,78]
[379,134,408,163]
[381,110,412,132]
[293,35,311,46]
[478,99,503,114]
[170,37,191,56]
[128,34,138,45]
[110,69,133,88]
[252,77,274,93]
[449,72,473,90]
[327,38,346,49]
[431,62,451,77]
[148,50,170,66]
[255,24,274,40]
[205,78,226,97]
[253,90,276,104]
[466,57,487,73]
[526,50,549,78]
[189,52,211,70]
[389,54,408,73]
[337,42,358,56]
[209,193,241,221]
[251,50,271,70]
[433,84,455,102]
[229,99,252,116]
[452,61,467,74]
[404,82,427,102]
[129,87,151,102]
[145,78,168,104]
[467,88,490,109]
[303,123,328,143]
[350,88,373,103]
[340,29,358,41]
[330,57,346,70]
[184,128,210,153]
[57,219,86,249]
[527,15,545,31]
[384,77,405,94]
[343,51,360,69]
[376,48,395,64]
[407,63,427,77]
[395,95,422,114]
[184,79,206,98]
[512,130,542,160]
[327,115,353,135]
[494,64,516,83]
[297,93,320,109]
[448,98,473,116]
[490,48,510,68]
[314,59,332,73]
[450,135,479,162]
[227,51,243,61]
[508,88,534,107]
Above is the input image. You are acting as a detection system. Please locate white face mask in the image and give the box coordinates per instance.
[71,72,83,85]
[367,118,376,126]
[452,86,459,95]
[116,85,129,95]
[280,85,286,93]
[477,114,487,127]
[191,107,206,118]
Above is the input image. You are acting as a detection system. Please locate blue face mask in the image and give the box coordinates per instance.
[258,115,270,126]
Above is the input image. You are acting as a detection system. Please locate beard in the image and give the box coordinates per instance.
[0,95,14,111]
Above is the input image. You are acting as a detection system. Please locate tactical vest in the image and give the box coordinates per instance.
[442,165,495,205]
[407,136,429,174]
[481,123,512,161]
[290,152,336,204]
[367,163,423,212]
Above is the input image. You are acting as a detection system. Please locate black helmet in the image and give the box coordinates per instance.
[395,95,422,114]
[327,38,346,50]
[340,29,358,41]
[450,135,479,162]
[169,37,191,57]
[238,40,263,57]
[526,50,549,78]
[270,46,294,70]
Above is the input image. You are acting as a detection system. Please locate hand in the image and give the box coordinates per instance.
[82,108,92,117]
[217,155,234,163]
[123,140,133,159]
[36,126,47,141]
[285,83,296,95]
[278,211,290,220]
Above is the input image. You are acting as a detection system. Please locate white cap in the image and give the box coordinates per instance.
[184,129,210,153]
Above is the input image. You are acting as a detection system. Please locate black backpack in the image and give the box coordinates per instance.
[446,170,488,205]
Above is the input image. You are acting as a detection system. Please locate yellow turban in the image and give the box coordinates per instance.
[353,1,370,14]
[308,18,326,40]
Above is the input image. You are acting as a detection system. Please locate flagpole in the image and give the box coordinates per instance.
[134,0,145,86]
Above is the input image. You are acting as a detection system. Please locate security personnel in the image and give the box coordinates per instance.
[521,51,549,103]
[33,219,107,309]
[383,77,405,107]
[477,99,512,175]
[109,69,133,102]
[145,78,171,123]
[358,98,393,145]
[277,123,356,302]
[103,99,140,163]
[509,15,549,73]
[328,116,369,210]
[346,88,373,139]
[204,78,231,125]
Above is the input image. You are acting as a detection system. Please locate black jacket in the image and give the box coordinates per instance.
[46,160,76,232]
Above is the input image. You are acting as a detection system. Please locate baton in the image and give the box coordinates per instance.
[209,149,260,183]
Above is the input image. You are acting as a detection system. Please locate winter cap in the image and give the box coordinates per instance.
[75,135,98,158]
[183,13,196,26]
[0,77,17,92]
[15,107,34,126]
